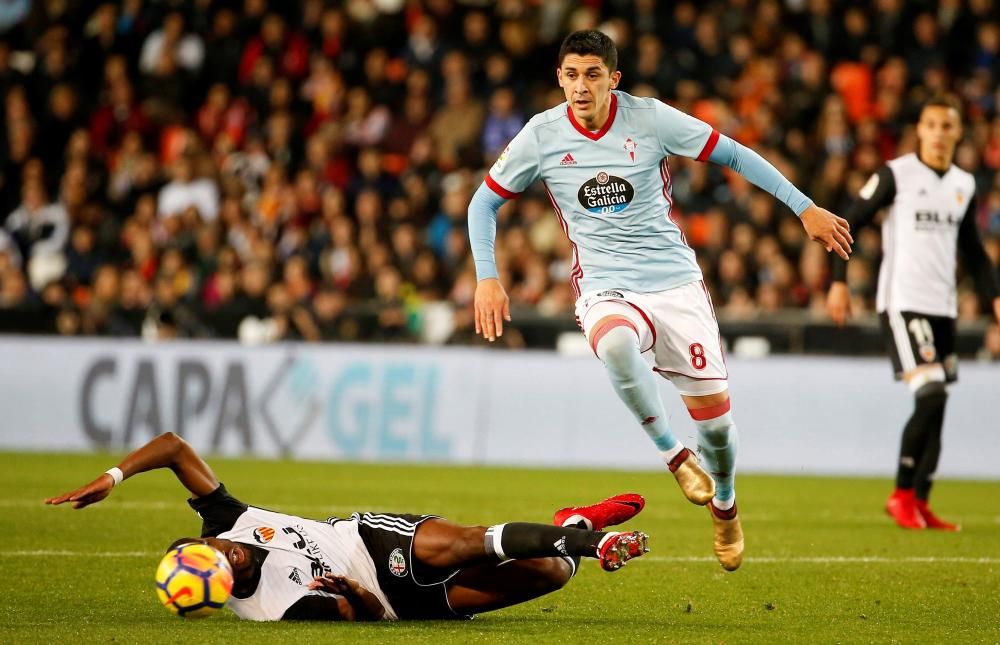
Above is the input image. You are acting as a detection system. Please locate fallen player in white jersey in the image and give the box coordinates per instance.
[47,432,648,621]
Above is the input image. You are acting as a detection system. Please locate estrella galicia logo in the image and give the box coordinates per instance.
[388,547,407,577]
[578,171,634,214]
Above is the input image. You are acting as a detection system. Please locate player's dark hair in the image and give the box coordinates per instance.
[921,94,962,119]
[166,537,202,552]
[558,30,618,72]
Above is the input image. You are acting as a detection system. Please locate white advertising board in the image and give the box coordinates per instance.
[0,336,995,478]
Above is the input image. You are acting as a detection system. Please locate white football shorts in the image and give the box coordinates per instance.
[575,280,729,396]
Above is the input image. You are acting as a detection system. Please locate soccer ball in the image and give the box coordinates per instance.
[154,543,234,618]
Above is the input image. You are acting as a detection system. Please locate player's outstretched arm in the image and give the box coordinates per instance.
[45,432,219,509]
[704,134,853,259]
[468,181,512,342]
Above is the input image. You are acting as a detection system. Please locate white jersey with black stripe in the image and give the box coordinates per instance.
[216,507,398,621]
[877,153,976,317]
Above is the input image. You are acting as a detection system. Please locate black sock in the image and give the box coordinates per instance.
[558,519,585,576]
[484,523,606,562]
[896,383,946,490]
[559,555,581,578]
[914,389,947,500]
[896,413,923,489]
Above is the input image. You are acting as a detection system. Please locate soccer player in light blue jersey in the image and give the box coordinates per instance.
[467,31,853,571]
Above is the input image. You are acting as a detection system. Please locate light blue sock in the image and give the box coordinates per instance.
[693,410,738,503]
[594,326,681,460]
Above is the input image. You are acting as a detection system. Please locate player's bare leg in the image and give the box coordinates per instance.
[684,390,743,571]
[445,557,574,615]
[589,312,714,505]
[411,517,648,574]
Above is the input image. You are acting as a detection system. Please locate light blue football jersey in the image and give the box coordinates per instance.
[486,90,718,296]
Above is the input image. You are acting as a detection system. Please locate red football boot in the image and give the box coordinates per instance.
[885,489,926,530]
[553,493,645,531]
[915,500,960,531]
[597,531,650,571]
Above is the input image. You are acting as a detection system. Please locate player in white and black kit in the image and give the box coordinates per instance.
[827,95,1000,531]
[47,432,650,621]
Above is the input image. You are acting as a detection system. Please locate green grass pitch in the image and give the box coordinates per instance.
[2,451,998,643]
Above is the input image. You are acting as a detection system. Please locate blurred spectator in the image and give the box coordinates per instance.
[157,155,219,222]
[428,79,484,169]
[481,87,524,162]
[139,11,204,76]
[238,13,309,85]
[5,182,69,263]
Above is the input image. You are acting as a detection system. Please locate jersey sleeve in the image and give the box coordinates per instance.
[831,165,897,282]
[653,100,718,161]
[467,181,507,281]
[485,124,540,198]
[708,134,812,215]
[188,483,249,537]
[957,197,1000,303]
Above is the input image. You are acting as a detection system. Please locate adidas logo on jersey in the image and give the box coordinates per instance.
[560,153,577,166]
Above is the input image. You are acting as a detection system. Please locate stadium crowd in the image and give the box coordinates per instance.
[0,0,998,352]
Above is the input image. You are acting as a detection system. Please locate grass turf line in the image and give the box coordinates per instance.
[2,452,998,643]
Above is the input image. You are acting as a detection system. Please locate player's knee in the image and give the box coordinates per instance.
[906,364,946,393]
[907,365,948,409]
[543,557,573,590]
[690,401,736,447]
[698,422,735,449]
[915,380,947,399]
[689,399,733,429]
[593,324,640,368]
[524,558,572,593]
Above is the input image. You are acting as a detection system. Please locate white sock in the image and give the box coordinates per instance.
[660,443,685,465]
[713,496,735,511]
[560,514,591,530]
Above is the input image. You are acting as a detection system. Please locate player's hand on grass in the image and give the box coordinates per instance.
[801,205,853,260]
[309,574,386,620]
[308,573,358,594]
[474,277,511,342]
[826,281,851,327]
[44,473,115,509]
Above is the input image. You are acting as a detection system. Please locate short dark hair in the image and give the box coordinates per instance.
[558,30,618,72]
[921,94,962,118]
[166,537,202,552]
